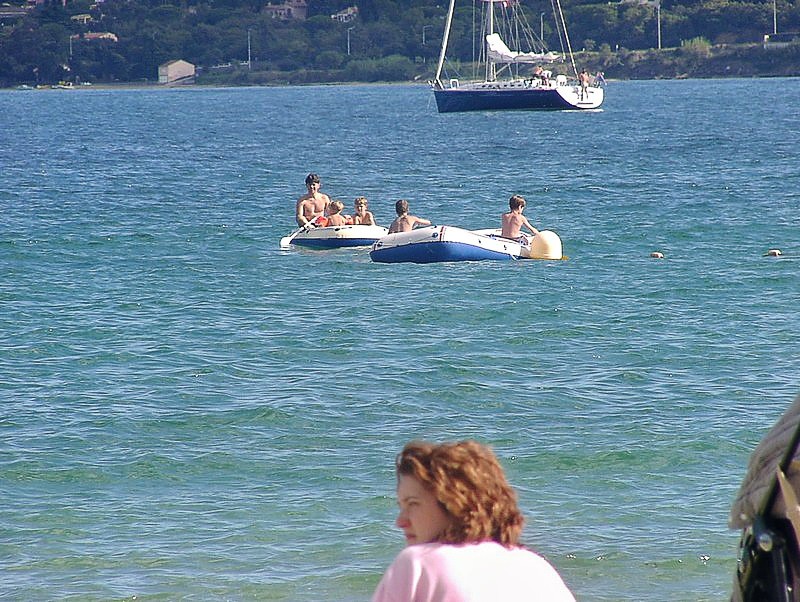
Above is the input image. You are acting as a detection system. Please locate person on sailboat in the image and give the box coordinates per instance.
[388,200,431,234]
[295,173,331,227]
[579,69,591,100]
[501,195,539,242]
[593,71,606,86]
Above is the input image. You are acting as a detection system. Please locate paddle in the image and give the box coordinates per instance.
[279,216,323,248]
[279,224,310,249]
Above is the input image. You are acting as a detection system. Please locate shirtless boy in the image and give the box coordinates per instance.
[296,173,331,227]
[352,197,377,226]
[388,199,431,234]
[501,195,539,240]
[326,200,347,226]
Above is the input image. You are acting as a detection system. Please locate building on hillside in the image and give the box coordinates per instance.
[83,32,118,42]
[158,60,195,85]
[70,13,92,24]
[331,6,358,23]
[70,31,119,54]
[263,0,307,20]
[763,32,800,48]
[0,4,29,23]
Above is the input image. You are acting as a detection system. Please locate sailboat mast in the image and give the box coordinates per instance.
[486,0,496,82]
[434,0,457,86]
[555,0,578,77]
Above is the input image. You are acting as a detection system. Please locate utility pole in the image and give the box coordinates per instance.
[773,0,778,34]
[422,25,432,45]
[347,26,355,55]
[657,2,662,49]
[247,29,251,70]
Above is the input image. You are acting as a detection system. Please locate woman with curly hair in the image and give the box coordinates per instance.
[372,440,575,602]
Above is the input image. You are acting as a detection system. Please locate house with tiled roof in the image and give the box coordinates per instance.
[263,0,307,20]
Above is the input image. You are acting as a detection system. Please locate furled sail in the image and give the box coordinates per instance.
[485,33,560,64]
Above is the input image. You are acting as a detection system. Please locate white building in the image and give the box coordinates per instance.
[331,6,358,23]
[263,0,307,20]
[158,60,195,84]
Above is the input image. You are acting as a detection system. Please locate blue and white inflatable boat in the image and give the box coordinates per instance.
[369,225,562,264]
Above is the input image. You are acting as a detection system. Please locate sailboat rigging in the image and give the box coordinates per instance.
[430,0,604,112]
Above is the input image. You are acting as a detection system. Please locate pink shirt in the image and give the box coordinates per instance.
[372,541,576,602]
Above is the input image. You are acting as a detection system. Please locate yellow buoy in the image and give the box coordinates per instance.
[528,230,563,260]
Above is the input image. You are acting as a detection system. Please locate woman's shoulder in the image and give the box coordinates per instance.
[381,543,575,601]
[392,542,444,563]
[394,541,538,564]
[422,542,567,580]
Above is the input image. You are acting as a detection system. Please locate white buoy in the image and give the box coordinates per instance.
[528,230,563,260]
[650,251,664,259]
[766,249,782,257]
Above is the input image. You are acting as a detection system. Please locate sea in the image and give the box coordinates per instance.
[1,77,798,601]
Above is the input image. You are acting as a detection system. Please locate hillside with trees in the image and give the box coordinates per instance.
[0,0,798,87]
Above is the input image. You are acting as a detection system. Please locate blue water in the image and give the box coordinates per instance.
[1,78,798,601]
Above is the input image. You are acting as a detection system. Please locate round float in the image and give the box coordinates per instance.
[528,230,563,260]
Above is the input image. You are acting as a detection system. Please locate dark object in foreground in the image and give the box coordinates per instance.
[731,394,800,601]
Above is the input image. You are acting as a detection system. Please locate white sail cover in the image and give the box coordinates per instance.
[486,33,560,64]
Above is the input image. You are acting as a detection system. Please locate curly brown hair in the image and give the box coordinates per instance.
[395,440,524,547]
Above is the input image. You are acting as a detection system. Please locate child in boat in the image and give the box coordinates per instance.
[388,199,431,234]
[501,195,539,242]
[325,200,347,226]
[352,197,377,226]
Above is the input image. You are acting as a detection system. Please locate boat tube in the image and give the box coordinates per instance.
[283,224,389,249]
[369,225,563,264]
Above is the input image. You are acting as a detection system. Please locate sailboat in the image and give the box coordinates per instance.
[430,0,604,112]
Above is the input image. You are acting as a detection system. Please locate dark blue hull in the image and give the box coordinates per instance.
[370,241,516,264]
[434,87,576,113]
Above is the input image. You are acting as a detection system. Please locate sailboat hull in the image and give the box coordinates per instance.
[433,82,603,113]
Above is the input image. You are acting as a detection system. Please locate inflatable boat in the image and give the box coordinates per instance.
[369,225,563,264]
[280,224,389,249]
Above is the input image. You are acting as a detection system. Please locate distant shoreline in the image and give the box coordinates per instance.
[4,73,795,93]
[5,40,799,93]
[3,39,798,91]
